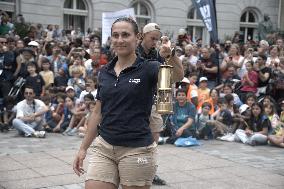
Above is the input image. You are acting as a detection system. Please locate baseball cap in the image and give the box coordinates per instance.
[239,104,249,114]
[181,77,190,84]
[28,41,39,47]
[199,77,208,82]
[178,28,186,35]
[143,23,161,34]
[65,86,74,92]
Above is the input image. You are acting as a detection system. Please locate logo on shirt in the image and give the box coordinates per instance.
[129,78,140,84]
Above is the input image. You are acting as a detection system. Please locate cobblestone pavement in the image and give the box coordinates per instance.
[0,130,284,189]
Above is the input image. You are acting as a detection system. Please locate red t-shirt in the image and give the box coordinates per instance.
[241,71,258,92]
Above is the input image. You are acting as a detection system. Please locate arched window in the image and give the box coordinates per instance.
[186,7,205,42]
[131,1,153,31]
[239,9,258,42]
[63,0,88,33]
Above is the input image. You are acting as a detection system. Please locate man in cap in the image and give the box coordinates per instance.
[28,40,39,58]
[137,23,183,185]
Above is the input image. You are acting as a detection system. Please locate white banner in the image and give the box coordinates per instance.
[102,8,135,45]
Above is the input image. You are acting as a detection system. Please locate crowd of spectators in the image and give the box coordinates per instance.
[0,12,284,147]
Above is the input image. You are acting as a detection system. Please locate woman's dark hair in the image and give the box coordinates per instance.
[84,93,95,101]
[111,17,139,35]
[175,88,187,96]
[251,102,263,116]
[209,88,219,97]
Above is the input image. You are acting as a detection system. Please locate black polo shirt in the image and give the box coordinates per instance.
[96,56,160,147]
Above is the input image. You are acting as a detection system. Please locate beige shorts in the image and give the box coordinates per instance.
[149,105,163,133]
[86,136,157,187]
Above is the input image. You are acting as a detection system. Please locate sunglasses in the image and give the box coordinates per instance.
[24,92,34,95]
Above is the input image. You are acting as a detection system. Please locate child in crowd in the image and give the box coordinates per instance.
[264,103,279,130]
[208,96,233,137]
[232,93,256,130]
[41,95,53,131]
[39,57,54,90]
[25,62,45,98]
[0,96,16,132]
[235,102,271,146]
[78,101,96,138]
[221,83,243,107]
[42,93,66,132]
[245,93,257,109]
[69,54,86,79]
[63,93,94,136]
[240,61,258,102]
[78,76,97,103]
[53,67,68,92]
[197,77,210,110]
[67,68,85,97]
[268,100,284,147]
[57,96,75,132]
[186,72,198,107]
[196,102,213,140]
[166,88,196,144]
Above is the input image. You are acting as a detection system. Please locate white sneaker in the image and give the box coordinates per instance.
[34,131,46,138]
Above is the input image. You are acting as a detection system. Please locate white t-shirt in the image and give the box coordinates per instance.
[16,99,46,118]
[79,89,97,103]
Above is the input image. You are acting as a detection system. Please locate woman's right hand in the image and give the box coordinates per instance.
[73,149,87,176]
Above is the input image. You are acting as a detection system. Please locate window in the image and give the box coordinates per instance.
[0,0,15,18]
[131,1,152,31]
[239,10,258,43]
[186,7,204,42]
[63,0,88,32]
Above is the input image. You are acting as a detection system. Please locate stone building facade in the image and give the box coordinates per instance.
[1,0,282,44]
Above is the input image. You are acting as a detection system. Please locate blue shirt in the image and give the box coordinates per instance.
[172,101,196,132]
[96,56,160,147]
